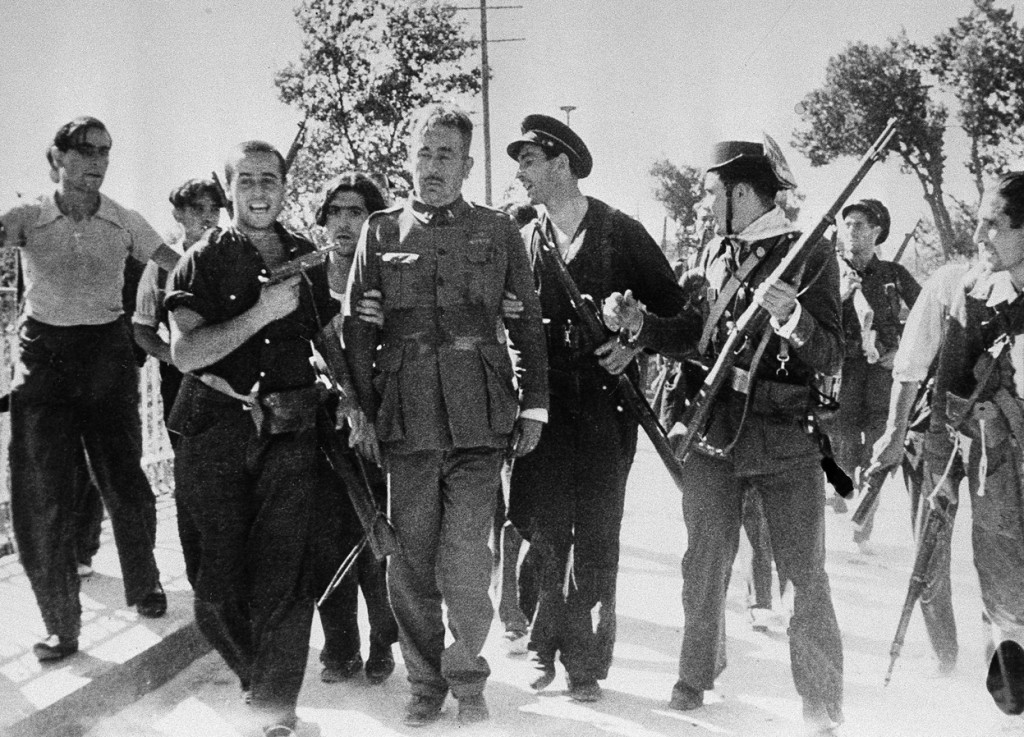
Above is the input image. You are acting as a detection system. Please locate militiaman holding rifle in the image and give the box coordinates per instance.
[604,133,847,735]
[505,114,687,703]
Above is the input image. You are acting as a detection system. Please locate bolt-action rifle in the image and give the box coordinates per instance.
[669,118,899,464]
[884,494,953,685]
[892,217,924,264]
[532,226,689,496]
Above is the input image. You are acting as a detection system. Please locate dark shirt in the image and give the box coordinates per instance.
[527,197,687,369]
[166,222,338,395]
[842,255,921,356]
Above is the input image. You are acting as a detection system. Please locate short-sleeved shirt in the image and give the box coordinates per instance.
[165,222,338,395]
[0,192,164,326]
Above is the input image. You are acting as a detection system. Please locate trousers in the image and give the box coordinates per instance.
[10,317,160,639]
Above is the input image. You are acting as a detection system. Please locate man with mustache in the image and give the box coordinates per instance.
[344,104,548,727]
[0,116,179,662]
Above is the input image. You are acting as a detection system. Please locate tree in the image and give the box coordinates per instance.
[275,0,481,227]
[650,159,706,264]
[793,38,957,258]
[927,0,1024,196]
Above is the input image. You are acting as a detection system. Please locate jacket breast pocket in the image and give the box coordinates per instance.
[380,253,420,308]
[462,244,498,302]
[373,345,406,443]
[478,343,517,435]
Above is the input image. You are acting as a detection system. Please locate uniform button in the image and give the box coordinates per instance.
[229,294,237,300]
[259,371,266,377]
[437,276,445,286]
[438,248,446,256]
[616,405,624,412]
[264,338,271,344]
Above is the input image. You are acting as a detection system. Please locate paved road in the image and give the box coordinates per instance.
[85,438,1024,737]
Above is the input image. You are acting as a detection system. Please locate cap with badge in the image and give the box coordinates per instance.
[706,132,797,192]
[506,114,593,179]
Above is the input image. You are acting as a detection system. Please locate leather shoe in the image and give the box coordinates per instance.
[567,675,602,702]
[33,635,79,662]
[365,645,395,684]
[321,652,363,683]
[530,657,556,691]
[404,694,445,727]
[669,680,703,711]
[457,693,489,725]
[137,586,167,618]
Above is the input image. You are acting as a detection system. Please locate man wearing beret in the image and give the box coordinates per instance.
[832,198,920,553]
[506,114,686,702]
[605,136,846,734]
[344,104,548,727]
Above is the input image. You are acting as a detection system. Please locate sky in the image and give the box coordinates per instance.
[0,0,995,264]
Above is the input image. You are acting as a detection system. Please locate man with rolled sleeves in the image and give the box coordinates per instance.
[167,140,350,736]
[506,114,687,702]
[1,116,179,662]
[605,136,845,735]
[344,103,548,727]
[832,198,920,552]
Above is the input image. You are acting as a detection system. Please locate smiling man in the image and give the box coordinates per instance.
[344,104,548,727]
[926,171,1024,695]
[166,141,352,737]
[1,116,179,663]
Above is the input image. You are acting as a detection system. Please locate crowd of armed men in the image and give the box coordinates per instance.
[3,105,1024,737]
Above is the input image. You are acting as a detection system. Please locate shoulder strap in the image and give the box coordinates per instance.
[698,242,771,356]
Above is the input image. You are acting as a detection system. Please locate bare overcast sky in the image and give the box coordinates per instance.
[0,0,990,254]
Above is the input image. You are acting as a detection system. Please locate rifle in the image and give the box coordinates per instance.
[669,118,899,464]
[885,494,953,685]
[851,463,895,531]
[211,118,308,219]
[533,226,689,496]
[892,217,923,264]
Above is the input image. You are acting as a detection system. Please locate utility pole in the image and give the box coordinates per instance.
[453,2,523,205]
[560,105,577,126]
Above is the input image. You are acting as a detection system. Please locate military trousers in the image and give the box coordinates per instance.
[509,370,638,682]
[10,317,160,640]
[174,382,317,725]
[678,452,843,711]
[386,447,502,699]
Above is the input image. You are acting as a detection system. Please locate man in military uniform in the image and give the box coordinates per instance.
[344,104,548,727]
[1,116,179,662]
[832,199,920,552]
[925,171,1024,680]
[605,137,845,735]
[167,140,349,737]
[504,114,686,702]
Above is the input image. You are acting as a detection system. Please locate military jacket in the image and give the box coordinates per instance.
[344,197,548,454]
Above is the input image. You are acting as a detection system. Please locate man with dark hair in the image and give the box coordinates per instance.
[132,177,223,587]
[167,140,350,736]
[344,103,549,727]
[506,114,687,702]
[831,198,920,553]
[310,171,399,686]
[926,170,1024,689]
[605,135,846,735]
[0,116,179,662]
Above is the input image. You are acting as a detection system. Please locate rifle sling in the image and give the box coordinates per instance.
[698,242,769,356]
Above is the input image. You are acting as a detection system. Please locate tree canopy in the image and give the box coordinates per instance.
[275,0,481,227]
